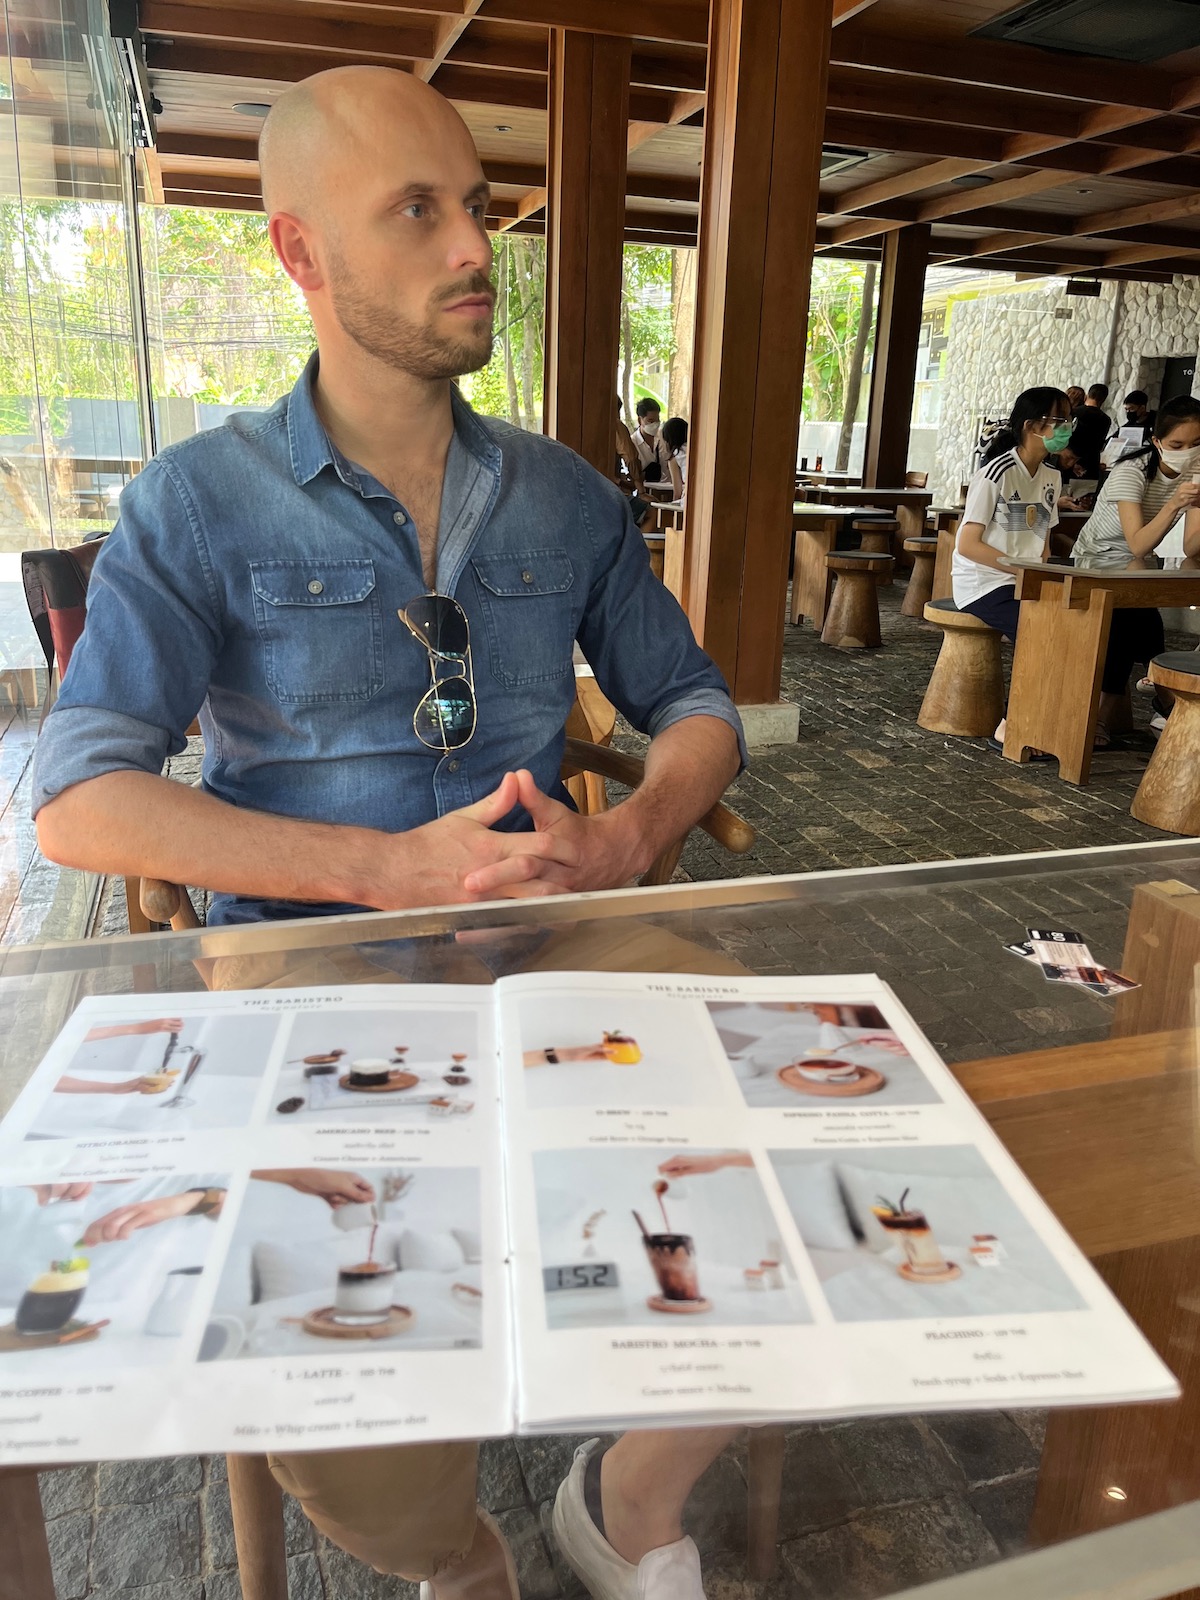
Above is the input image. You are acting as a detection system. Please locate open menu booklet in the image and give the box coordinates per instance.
[0,971,1176,1464]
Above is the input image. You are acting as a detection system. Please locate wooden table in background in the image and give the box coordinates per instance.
[807,484,933,549]
[1001,560,1200,784]
[789,503,896,627]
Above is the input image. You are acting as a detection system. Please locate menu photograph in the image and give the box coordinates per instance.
[0,972,1179,1464]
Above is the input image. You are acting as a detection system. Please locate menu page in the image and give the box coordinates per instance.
[496,971,1177,1431]
[0,985,510,1464]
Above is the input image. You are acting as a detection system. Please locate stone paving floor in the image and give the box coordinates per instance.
[35,584,1189,1598]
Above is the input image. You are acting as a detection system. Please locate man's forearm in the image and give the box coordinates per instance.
[611,716,741,877]
[36,770,380,906]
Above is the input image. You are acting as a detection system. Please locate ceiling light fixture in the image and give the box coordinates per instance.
[233,101,271,117]
[951,174,994,189]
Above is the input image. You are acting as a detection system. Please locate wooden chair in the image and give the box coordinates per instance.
[850,517,898,586]
[1130,653,1200,835]
[919,599,1004,737]
[901,536,938,618]
[904,470,929,489]
[821,551,893,648]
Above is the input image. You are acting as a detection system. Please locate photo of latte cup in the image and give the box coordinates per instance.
[797,1053,860,1083]
[333,1262,397,1325]
[348,1058,392,1088]
[872,1203,950,1277]
[140,1069,181,1096]
[16,1260,89,1336]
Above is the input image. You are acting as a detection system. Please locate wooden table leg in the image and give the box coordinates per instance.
[746,1425,786,1580]
[932,527,955,602]
[1003,588,1112,784]
[227,1454,289,1600]
[0,1467,57,1600]
[791,525,836,627]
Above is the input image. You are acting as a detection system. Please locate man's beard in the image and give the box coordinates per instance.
[327,251,494,379]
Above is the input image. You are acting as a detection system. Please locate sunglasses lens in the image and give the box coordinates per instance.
[416,676,475,750]
[403,595,469,657]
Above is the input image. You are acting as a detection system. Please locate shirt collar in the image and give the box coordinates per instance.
[286,351,502,491]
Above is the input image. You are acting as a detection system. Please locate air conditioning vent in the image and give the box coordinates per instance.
[973,0,1200,63]
[821,146,871,178]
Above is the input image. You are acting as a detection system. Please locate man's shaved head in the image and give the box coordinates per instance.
[260,67,496,382]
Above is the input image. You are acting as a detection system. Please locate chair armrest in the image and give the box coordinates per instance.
[139,878,201,931]
[561,737,756,855]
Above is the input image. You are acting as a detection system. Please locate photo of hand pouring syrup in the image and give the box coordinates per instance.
[635,1180,712,1314]
[872,1190,961,1283]
[152,1030,204,1111]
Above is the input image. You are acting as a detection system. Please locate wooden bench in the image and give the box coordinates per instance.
[918,598,1003,736]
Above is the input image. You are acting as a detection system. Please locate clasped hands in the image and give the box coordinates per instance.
[399,768,646,907]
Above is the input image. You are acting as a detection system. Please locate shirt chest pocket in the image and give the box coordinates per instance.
[470,550,576,687]
[250,559,384,704]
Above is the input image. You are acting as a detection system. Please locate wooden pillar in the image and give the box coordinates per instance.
[863,223,931,489]
[542,30,630,477]
[683,0,832,706]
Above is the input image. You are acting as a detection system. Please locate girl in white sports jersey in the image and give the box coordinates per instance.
[953,387,1070,751]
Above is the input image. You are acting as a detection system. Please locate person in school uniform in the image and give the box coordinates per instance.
[953,386,1070,754]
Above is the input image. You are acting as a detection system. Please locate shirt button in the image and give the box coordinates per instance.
[521,569,533,584]
[307,579,323,595]
[447,759,460,772]
[393,510,407,527]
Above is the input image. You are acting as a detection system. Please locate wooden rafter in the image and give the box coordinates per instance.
[138,5,438,61]
[480,0,707,47]
[417,0,487,84]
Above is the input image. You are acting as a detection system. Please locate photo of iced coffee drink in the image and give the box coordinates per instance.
[333,1261,397,1326]
[602,1031,641,1065]
[643,1234,702,1302]
[872,1190,957,1279]
[16,1257,90,1335]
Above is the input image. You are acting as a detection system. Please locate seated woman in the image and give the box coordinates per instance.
[661,416,688,503]
[1072,394,1200,741]
[952,386,1070,753]
[1056,443,1100,512]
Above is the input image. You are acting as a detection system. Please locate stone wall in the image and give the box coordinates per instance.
[931,274,1200,504]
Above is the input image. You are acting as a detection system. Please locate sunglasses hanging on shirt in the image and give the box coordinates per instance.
[398,593,477,752]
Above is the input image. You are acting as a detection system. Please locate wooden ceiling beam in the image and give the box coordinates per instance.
[479,0,707,47]
[830,157,988,213]
[164,188,262,212]
[138,3,437,61]
[833,0,885,20]
[965,254,1182,282]
[1075,189,1200,236]
[826,65,1083,142]
[914,167,1074,223]
[416,0,485,84]
[833,29,1176,113]
[1101,241,1198,269]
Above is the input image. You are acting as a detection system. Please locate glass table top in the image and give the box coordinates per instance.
[2,836,1198,1599]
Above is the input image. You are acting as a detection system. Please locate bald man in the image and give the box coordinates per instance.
[32,65,743,1600]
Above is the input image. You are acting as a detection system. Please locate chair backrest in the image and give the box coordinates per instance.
[22,537,107,683]
[905,471,929,489]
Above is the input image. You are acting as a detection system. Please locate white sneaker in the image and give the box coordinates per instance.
[1136,676,1155,696]
[551,1439,706,1600]
[1150,711,1168,736]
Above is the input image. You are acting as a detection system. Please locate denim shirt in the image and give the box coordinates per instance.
[33,357,745,922]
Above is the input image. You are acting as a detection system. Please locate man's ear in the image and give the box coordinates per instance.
[268,212,324,293]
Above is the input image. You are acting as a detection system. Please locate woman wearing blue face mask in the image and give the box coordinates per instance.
[954,387,1069,751]
[1073,394,1200,741]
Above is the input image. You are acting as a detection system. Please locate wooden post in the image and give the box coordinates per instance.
[542,29,630,476]
[863,223,931,489]
[0,1468,57,1600]
[683,0,832,708]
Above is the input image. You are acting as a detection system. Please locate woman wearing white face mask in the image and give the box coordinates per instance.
[630,397,672,483]
[1073,394,1200,740]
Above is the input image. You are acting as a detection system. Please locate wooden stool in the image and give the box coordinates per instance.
[821,551,893,649]
[851,518,899,586]
[1131,654,1200,835]
[919,598,1004,736]
[901,536,938,618]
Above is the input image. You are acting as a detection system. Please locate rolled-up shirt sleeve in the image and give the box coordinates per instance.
[572,462,748,772]
[31,457,222,817]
